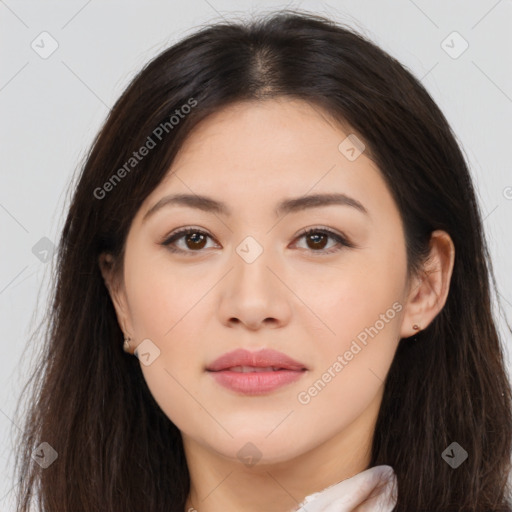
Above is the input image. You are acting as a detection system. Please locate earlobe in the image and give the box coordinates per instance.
[400,230,455,339]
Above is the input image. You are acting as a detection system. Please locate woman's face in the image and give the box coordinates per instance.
[109,98,417,465]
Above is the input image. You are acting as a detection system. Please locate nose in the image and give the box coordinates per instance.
[216,241,292,331]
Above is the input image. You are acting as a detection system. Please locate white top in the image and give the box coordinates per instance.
[292,465,398,511]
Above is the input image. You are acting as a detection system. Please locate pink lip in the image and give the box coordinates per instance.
[206,348,308,396]
[206,348,307,372]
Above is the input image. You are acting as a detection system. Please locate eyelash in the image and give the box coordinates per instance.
[160,226,355,256]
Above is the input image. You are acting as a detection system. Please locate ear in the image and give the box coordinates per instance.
[98,252,134,348]
[399,230,455,339]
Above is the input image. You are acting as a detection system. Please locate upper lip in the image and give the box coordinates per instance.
[206,348,308,372]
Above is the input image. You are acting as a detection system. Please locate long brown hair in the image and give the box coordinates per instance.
[12,10,512,511]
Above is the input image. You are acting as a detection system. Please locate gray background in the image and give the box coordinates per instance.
[1,0,511,507]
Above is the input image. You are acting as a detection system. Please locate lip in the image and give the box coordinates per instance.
[206,348,308,396]
[206,348,307,372]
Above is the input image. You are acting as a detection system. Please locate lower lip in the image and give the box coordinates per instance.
[207,369,306,395]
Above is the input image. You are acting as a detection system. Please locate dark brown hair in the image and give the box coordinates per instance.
[12,9,512,511]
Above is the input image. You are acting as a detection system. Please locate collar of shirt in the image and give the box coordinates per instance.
[292,465,398,512]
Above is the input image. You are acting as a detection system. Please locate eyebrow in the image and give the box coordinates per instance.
[142,192,369,222]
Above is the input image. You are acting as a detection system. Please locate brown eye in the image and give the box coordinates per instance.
[183,232,207,250]
[305,232,329,250]
[161,226,354,256]
[294,227,354,255]
[162,228,215,254]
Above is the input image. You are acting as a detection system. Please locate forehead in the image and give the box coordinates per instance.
[138,98,398,225]
[172,98,355,178]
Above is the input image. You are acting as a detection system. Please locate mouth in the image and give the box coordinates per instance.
[206,348,308,395]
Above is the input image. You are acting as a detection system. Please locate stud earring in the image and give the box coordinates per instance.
[412,324,420,331]
[123,337,131,352]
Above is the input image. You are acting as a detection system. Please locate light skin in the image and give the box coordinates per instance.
[100,98,455,512]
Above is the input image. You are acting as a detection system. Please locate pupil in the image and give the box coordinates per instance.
[309,233,326,249]
[187,233,206,249]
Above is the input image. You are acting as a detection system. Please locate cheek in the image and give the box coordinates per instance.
[292,241,405,413]
[123,253,210,428]
[293,295,401,446]
[293,246,405,354]
[124,251,196,338]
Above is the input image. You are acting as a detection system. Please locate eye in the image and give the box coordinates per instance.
[161,227,217,255]
[293,227,354,255]
[160,226,354,255]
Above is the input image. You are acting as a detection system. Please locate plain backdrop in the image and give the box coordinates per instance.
[1,0,511,508]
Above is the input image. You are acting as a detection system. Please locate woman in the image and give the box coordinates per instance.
[12,9,512,512]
